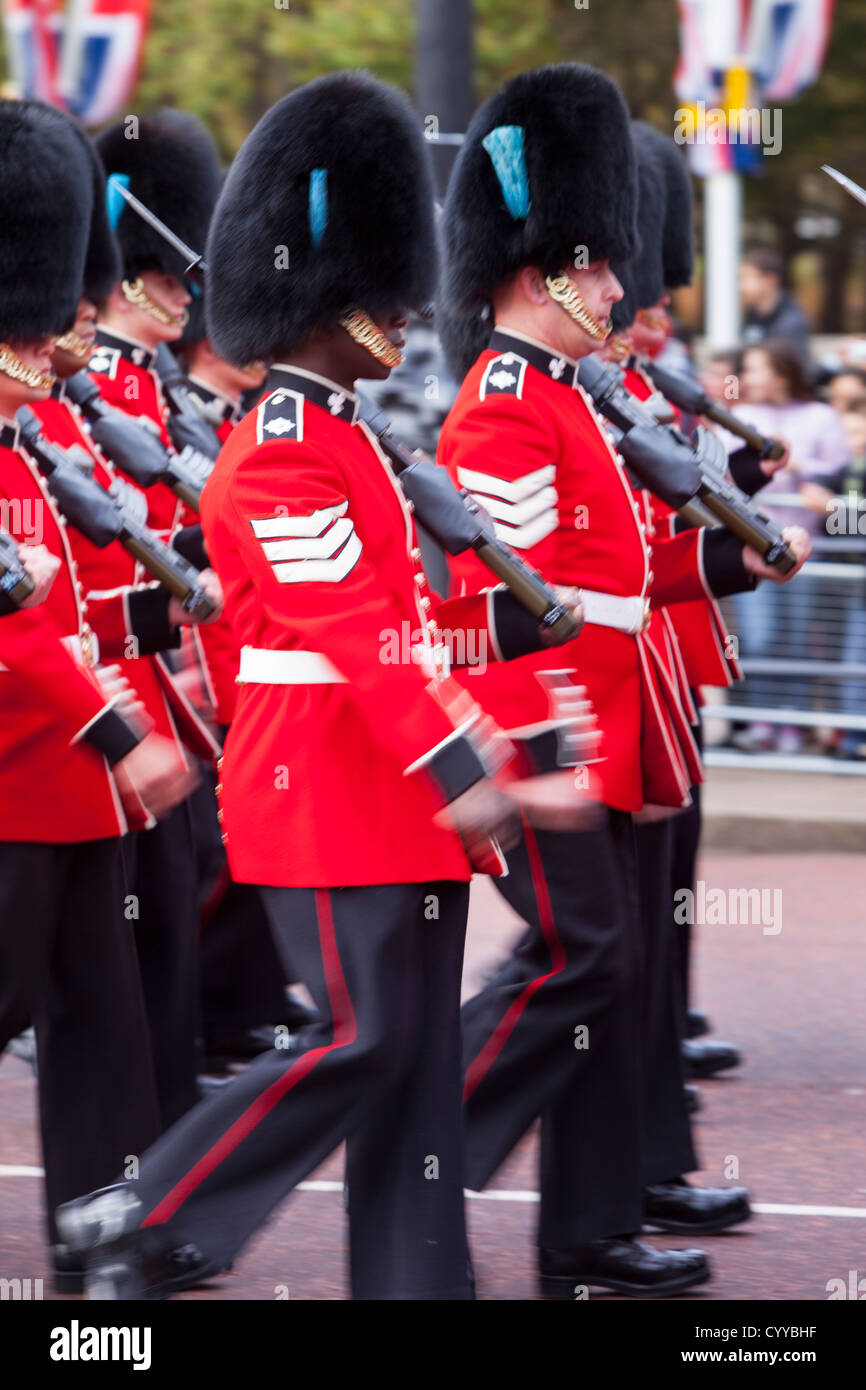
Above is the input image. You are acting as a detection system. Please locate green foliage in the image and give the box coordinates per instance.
[1,0,864,327]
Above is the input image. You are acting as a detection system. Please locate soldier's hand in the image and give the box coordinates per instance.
[742,525,811,584]
[538,586,585,646]
[116,732,199,821]
[761,438,791,477]
[510,770,604,831]
[18,544,61,607]
[95,663,149,728]
[435,778,520,858]
[169,569,224,626]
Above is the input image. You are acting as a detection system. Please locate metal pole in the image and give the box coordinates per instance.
[705,169,742,349]
[414,0,474,197]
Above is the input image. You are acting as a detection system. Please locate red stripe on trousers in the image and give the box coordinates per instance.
[143,888,357,1227]
[463,817,566,1104]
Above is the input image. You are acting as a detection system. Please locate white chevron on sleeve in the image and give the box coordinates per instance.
[456,463,556,504]
[250,500,349,539]
[271,529,363,584]
[492,510,559,550]
[475,486,559,528]
[261,517,355,563]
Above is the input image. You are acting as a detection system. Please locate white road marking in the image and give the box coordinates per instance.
[2,1168,865,1219]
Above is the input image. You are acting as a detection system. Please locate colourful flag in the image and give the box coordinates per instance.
[2,0,150,125]
[674,0,836,176]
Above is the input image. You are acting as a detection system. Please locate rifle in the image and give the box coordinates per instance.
[644,360,787,462]
[0,528,36,609]
[153,344,223,465]
[359,398,580,643]
[64,371,204,513]
[576,356,797,575]
[16,409,218,620]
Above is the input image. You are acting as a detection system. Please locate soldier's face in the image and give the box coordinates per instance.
[546,261,623,359]
[340,307,409,383]
[51,297,98,379]
[136,272,192,347]
[631,298,670,357]
[0,337,55,413]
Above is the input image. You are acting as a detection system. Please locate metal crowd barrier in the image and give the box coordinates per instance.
[703,492,866,774]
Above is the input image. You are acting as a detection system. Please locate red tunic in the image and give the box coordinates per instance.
[623,361,741,693]
[87,328,183,538]
[0,427,128,842]
[182,396,243,726]
[200,367,514,888]
[439,330,718,811]
[31,391,219,771]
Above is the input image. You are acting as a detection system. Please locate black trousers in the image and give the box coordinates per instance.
[670,787,701,1035]
[634,816,698,1185]
[123,800,200,1129]
[0,838,160,1243]
[672,706,704,1029]
[133,880,472,1300]
[461,811,645,1247]
[191,764,292,1039]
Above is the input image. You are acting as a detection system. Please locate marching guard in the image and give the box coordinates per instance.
[0,99,192,1288]
[435,63,809,1297]
[58,70,579,1301]
[77,111,226,1126]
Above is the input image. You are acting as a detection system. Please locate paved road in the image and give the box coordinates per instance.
[1,851,864,1300]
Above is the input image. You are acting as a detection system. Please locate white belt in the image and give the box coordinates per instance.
[237,646,347,685]
[579,590,650,635]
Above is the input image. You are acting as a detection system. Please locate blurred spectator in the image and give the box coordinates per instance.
[726,340,850,754]
[699,348,740,406]
[728,341,850,531]
[825,367,866,415]
[740,248,811,368]
[800,407,866,759]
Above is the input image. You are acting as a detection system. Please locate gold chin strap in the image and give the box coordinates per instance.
[636,307,667,333]
[545,273,611,342]
[122,277,183,328]
[0,343,54,392]
[606,334,632,364]
[54,329,91,360]
[339,308,404,368]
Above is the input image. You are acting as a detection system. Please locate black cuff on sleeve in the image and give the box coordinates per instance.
[0,592,17,617]
[127,586,181,655]
[171,524,208,570]
[82,707,143,766]
[425,734,487,804]
[702,529,758,598]
[491,590,546,661]
[728,445,767,497]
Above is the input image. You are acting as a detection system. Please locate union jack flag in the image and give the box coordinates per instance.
[2,0,150,126]
[674,0,835,175]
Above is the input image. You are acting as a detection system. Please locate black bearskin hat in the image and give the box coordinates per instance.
[611,123,668,331]
[95,109,221,281]
[61,120,122,304]
[438,64,638,380]
[205,71,438,365]
[626,121,694,291]
[655,132,694,289]
[0,100,92,342]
